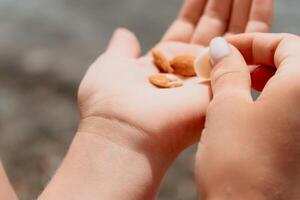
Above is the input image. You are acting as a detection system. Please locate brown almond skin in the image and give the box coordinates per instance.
[152,49,174,73]
[170,55,196,76]
[149,73,183,88]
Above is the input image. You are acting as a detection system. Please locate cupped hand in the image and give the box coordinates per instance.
[78,29,207,158]
[196,34,300,200]
[78,0,274,160]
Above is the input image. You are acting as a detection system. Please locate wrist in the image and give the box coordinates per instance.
[78,116,178,162]
[40,118,174,200]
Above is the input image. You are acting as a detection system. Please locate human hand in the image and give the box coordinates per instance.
[195,34,300,200]
[78,0,274,160]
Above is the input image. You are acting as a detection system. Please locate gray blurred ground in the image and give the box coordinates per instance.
[0,0,299,199]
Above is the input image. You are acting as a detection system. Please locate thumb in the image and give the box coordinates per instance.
[209,37,252,102]
[106,28,141,58]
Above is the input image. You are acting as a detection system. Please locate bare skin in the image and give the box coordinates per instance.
[196,33,300,200]
[39,1,273,199]
[0,163,18,200]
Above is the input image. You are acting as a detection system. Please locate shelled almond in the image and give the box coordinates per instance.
[170,55,196,76]
[152,50,174,73]
[149,73,183,88]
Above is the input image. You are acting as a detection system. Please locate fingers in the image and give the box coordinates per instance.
[162,0,273,44]
[245,0,273,33]
[209,37,252,101]
[227,33,300,94]
[226,0,252,35]
[191,0,233,46]
[106,28,141,58]
[227,0,273,35]
[162,0,207,42]
[227,33,289,67]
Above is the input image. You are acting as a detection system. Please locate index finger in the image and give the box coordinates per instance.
[227,33,300,70]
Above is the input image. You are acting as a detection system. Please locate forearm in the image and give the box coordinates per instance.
[39,118,173,200]
[0,162,18,200]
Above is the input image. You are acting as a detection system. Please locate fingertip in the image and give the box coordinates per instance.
[208,37,251,101]
[246,0,274,33]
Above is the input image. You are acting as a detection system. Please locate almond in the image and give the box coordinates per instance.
[170,55,196,76]
[152,49,174,73]
[149,73,183,88]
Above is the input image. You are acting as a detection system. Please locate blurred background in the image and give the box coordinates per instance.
[0,0,299,199]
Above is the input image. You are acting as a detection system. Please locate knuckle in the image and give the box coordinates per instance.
[208,90,252,116]
[281,33,300,47]
[211,67,247,85]
[275,34,300,66]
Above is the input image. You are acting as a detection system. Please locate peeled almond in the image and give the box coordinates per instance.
[194,47,212,80]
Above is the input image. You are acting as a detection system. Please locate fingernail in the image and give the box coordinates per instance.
[209,37,230,65]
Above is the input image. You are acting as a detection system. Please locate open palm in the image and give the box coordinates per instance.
[78,0,273,156]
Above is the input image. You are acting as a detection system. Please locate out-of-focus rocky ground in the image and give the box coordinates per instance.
[0,0,299,199]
